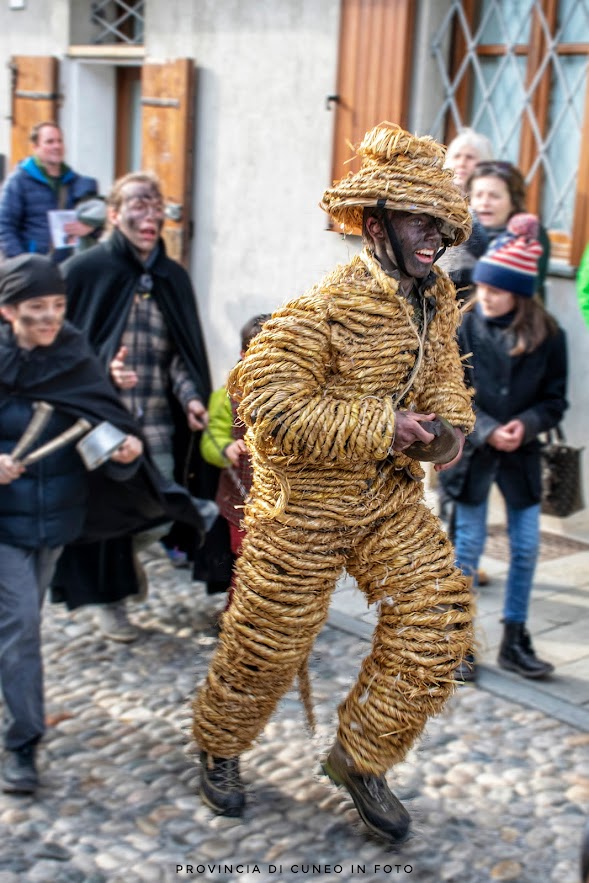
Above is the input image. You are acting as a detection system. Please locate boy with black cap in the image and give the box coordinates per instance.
[0,253,144,794]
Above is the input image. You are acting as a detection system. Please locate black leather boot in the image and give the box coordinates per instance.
[497,621,554,679]
[455,651,478,682]
[2,744,38,794]
[322,740,410,842]
[199,752,245,817]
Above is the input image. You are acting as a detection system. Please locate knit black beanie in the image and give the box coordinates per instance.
[0,254,66,306]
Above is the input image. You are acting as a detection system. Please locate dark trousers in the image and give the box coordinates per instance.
[0,543,62,750]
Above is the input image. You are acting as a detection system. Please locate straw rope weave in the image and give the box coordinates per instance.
[193,248,475,773]
[321,122,472,245]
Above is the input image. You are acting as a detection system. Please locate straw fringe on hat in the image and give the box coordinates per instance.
[320,121,472,246]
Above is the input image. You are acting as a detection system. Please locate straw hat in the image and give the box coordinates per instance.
[321,121,472,246]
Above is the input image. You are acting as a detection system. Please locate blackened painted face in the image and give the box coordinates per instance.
[111,184,165,260]
[387,211,443,280]
[1,294,67,350]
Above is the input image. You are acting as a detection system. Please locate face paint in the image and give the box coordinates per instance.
[3,295,66,349]
[386,212,444,280]
[112,185,165,260]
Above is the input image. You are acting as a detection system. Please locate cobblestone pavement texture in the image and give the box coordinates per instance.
[1,550,588,883]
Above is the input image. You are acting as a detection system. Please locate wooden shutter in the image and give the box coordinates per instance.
[572,80,589,267]
[330,0,416,185]
[9,56,59,169]
[141,58,195,266]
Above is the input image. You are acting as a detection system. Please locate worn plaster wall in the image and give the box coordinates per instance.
[544,276,589,540]
[0,0,69,173]
[145,0,352,386]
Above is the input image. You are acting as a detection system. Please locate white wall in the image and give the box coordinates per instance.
[146,0,354,386]
[544,275,589,540]
[59,59,116,196]
[0,0,69,167]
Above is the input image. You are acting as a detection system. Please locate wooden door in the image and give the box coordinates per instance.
[115,66,142,178]
[141,58,195,266]
[9,56,59,169]
[330,0,415,186]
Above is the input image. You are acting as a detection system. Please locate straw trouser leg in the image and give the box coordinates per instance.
[193,520,346,757]
[338,500,473,776]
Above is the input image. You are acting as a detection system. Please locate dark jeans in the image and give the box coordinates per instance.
[0,544,62,750]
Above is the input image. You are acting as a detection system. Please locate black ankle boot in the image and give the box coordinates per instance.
[2,744,38,794]
[199,752,245,817]
[497,621,554,679]
[455,651,478,683]
[322,741,410,842]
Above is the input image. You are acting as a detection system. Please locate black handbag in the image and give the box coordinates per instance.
[540,426,585,518]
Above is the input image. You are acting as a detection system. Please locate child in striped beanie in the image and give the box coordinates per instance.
[440,211,567,682]
[472,212,543,298]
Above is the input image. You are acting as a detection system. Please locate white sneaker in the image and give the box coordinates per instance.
[97,602,139,643]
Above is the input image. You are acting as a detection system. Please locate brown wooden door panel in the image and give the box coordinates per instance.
[141,58,195,266]
[331,0,415,186]
[9,56,59,169]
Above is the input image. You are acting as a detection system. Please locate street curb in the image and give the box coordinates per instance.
[327,609,589,733]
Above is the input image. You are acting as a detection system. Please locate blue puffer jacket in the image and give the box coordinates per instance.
[0,157,98,264]
[0,398,89,549]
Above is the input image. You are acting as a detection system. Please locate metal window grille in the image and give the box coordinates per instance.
[430,0,589,241]
[91,0,144,44]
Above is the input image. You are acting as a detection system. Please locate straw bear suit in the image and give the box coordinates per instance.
[193,248,475,775]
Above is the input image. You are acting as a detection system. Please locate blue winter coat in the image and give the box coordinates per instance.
[0,157,98,264]
[0,398,88,549]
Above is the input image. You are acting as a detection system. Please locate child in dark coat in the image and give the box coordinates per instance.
[440,214,567,680]
[0,254,143,794]
[200,314,271,606]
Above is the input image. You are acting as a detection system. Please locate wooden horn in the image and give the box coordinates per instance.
[11,401,55,461]
[20,418,93,466]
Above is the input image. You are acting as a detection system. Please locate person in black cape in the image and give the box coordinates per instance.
[0,254,146,792]
[54,171,229,641]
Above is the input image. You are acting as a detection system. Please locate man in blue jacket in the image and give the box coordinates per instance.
[0,121,100,264]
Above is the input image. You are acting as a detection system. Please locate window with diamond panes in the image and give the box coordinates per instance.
[431,0,589,265]
[91,0,144,45]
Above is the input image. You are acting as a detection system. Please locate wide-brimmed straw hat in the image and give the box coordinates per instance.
[321,121,472,246]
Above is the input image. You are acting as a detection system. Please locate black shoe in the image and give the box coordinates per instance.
[199,751,245,817]
[455,652,478,682]
[498,621,554,679]
[2,745,38,794]
[322,740,410,842]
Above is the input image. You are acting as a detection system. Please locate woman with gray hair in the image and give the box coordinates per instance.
[437,128,493,298]
[445,127,494,195]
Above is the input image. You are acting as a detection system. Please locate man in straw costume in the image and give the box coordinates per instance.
[193,122,476,841]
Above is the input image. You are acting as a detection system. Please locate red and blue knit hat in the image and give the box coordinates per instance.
[472,213,542,297]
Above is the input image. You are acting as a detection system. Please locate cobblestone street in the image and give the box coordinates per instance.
[0,550,588,883]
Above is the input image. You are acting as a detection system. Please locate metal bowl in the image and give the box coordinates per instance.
[76,421,127,471]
